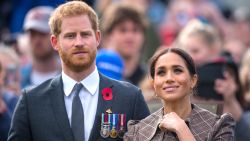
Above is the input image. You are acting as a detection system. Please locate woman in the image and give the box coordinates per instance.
[124,47,235,141]
[217,48,250,140]
[176,19,243,109]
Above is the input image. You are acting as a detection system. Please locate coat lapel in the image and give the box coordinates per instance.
[49,75,74,141]
[138,108,163,141]
[89,74,114,141]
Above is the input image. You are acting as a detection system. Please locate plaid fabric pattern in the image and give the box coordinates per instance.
[124,104,235,141]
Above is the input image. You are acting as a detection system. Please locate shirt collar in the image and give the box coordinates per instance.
[62,67,100,96]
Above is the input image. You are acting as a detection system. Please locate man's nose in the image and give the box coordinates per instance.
[75,35,84,47]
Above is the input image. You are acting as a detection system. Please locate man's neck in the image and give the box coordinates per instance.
[62,64,95,82]
[33,56,60,73]
[123,54,140,78]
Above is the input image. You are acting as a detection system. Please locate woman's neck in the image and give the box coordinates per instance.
[163,97,192,119]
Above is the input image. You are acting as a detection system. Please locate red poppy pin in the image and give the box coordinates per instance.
[101,88,113,101]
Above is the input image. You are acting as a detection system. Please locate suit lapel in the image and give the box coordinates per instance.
[49,75,74,141]
[89,74,114,141]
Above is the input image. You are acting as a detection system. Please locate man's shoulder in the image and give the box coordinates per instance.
[101,74,139,89]
[23,76,60,96]
[108,77,140,92]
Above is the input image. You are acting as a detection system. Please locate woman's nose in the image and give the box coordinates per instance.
[165,72,174,83]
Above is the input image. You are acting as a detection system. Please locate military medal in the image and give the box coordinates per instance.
[105,108,112,114]
[118,114,126,138]
[100,113,110,138]
[110,114,118,138]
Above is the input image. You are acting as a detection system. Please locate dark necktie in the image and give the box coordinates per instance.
[71,83,85,141]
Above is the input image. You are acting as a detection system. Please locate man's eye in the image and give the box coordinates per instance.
[66,34,75,38]
[81,33,91,37]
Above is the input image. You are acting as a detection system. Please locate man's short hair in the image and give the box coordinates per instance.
[49,1,99,37]
[101,3,148,36]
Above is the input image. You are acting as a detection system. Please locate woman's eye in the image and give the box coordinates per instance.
[156,70,165,76]
[174,68,183,74]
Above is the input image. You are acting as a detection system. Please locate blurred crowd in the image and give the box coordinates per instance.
[1,0,250,140]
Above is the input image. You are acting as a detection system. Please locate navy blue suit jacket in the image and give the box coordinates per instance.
[8,74,150,141]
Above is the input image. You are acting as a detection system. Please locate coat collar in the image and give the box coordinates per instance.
[88,73,114,141]
[50,74,115,141]
[137,107,164,141]
[136,104,206,141]
[50,75,74,141]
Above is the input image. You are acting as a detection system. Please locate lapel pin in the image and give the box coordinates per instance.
[105,108,112,114]
[101,87,113,101]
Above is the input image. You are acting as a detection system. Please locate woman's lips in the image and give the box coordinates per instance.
[163,86,178,92]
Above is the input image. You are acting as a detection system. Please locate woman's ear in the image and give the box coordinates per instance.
[151,78,156,90]
[191,74,198,88]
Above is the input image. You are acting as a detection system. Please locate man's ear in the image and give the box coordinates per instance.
[51,35,59,51]
[95,30,101,49]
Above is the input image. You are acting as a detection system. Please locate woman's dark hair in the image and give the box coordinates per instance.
[149,47,197,79]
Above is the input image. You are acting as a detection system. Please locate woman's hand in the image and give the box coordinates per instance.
[159,112,185,133]
[159,112,196,141]
[215,71,243,120]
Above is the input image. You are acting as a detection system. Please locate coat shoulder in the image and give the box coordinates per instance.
[23,76,60,97]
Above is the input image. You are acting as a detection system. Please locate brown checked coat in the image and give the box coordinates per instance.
[124,104,235,141]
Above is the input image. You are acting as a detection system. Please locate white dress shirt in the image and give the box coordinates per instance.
[62,67,99,141]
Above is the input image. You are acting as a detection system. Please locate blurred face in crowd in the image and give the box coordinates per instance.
[0,53,20,93]
[28,29,55,60]
[152,52,197,103]
[181,35,213,66]
[108,20,144,59]
[0,63,3,90]
[224,39,246,64]
[51,14,100,73]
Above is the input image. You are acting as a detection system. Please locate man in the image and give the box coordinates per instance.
[21,6,61,89]
[8,1,150,141]
[101,3,147,86]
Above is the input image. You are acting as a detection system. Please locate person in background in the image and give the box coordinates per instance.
[8,1,150,141]
[232,7,250,47]
[96,49,124,80]
[159,0,229,46]
[223,39,247,65]
[124,47,235,141]
[101,3,147,86]
[217,48,250,140]
[176,19,243,114]
[0,46,19,141]
[0,61,11,141]
[176,19,222,67]
[21,6,61,89]
[9,0,65,34]
[0,45,21,96]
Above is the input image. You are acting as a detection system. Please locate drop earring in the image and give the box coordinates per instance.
[155,93,158,97]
